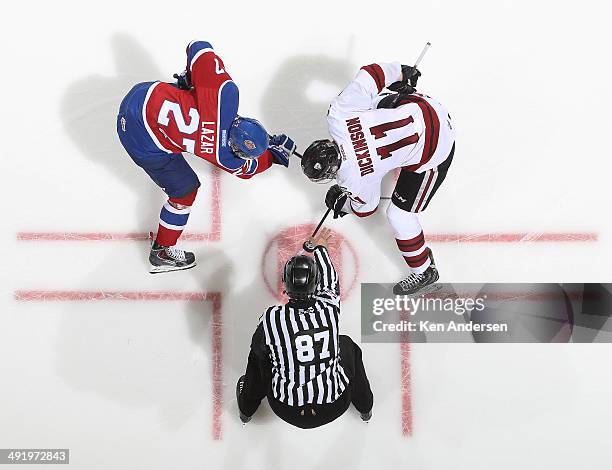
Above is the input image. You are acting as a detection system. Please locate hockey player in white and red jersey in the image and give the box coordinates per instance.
[301,62,455,295]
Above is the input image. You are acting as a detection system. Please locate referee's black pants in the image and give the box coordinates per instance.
[238,335,374,429]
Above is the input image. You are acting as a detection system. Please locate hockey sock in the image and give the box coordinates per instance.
[155,189,198,247]
[396,232,431,274]
[387,204,431,274]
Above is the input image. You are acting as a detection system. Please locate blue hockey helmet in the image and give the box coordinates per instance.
[229,117,269,160]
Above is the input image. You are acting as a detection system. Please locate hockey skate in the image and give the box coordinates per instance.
[360,409,372,422]
[236,375,252,424]
[393,251,440,296]
[149,242,196,274]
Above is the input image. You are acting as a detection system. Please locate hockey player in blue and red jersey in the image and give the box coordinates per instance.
[117,40,296,273]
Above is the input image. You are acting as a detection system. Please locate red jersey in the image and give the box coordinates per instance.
[141,41,273,178]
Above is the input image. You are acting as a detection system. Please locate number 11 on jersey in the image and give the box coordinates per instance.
[370,116,419,160]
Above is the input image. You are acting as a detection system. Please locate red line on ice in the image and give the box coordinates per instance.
[209,293,223,441]
[15,289,224,441]
[400,342,412,437]
[16,232,216,241]
[427,232,598,243]
[399,311,412,437]
[17,231,597,243]
[209,167,221,242]
[13,290,214,301]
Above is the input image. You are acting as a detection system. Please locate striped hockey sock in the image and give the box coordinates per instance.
[154,190,197,247]
[387,204,432,275]
[396,232,431,274]
[155,202,191,247]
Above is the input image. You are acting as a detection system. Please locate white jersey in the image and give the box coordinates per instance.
[327,62,456,215]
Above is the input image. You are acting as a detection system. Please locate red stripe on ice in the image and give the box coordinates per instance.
[14,291,214,301]
[400,343,412,437]
[17,231,597,243]
[399,310,412,437]
[16,232,214,241]
[427,232,598,243]
[209,293,223,441]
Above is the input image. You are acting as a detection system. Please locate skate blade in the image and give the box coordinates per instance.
[394,282,443,298]
[149,262,196,274]
[416,282,443,296]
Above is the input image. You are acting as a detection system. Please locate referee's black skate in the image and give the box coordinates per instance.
[236,376,252,424]
[149,241,196,274]
[393,251,439,296]
[360,410,372,422]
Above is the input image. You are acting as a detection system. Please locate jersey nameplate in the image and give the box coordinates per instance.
[345,117,374,176]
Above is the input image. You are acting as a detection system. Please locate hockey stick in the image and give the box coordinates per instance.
[413,42,432,69]
[379,43,432,201]
[301,207,333,253]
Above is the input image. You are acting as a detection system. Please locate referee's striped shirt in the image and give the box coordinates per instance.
[261,246,349,407]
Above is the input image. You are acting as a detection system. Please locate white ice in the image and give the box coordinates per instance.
[2,1,612,469]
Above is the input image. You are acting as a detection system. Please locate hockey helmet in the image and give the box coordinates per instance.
[229,116,269,160]
[301,139,341,183]
[282,255,320,300]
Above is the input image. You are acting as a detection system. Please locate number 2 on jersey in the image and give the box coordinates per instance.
[369,116,419,160]
[295,331,331,363]
[157,100,199,153]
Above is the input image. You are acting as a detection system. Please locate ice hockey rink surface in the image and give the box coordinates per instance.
[2,1,612,469]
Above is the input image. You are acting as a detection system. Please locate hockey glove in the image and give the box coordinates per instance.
[173,70,192,90]
[388,65,421,94]
[325,184,349,219]
[268,134,296,167]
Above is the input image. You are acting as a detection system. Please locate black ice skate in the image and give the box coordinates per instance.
[149,242,196,274]
[236,375,252,424]
[393,251,440,296]
[360,409,372,422]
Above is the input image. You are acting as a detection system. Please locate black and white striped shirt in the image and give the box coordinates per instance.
[260,247,349,406]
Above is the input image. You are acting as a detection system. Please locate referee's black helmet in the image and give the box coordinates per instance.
[282,255,319,300]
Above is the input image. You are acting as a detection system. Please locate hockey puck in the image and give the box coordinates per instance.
[303,240,315,253]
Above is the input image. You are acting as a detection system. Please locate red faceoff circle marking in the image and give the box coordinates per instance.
[262,224,359,302]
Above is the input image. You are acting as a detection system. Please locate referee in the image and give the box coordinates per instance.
[236,228,373,428]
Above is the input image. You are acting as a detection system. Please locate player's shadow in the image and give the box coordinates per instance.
[48,246,281,431]
[59,33,164,238]
[185,251,280,423]
[55,248,232,431]
[260,55,354,214]
[55,33,221,430]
